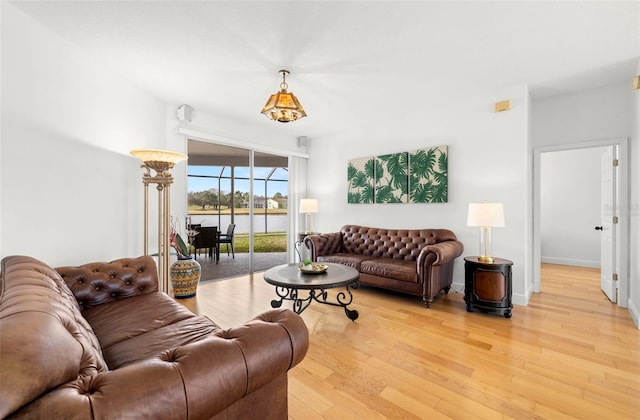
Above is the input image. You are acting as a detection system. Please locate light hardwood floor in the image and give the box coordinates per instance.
[180,264,639,419]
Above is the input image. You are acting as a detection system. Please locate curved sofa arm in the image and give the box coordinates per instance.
[180,308,309,418]
[417,240,464,267]
[10,309,309,420]
[304,232,342,260]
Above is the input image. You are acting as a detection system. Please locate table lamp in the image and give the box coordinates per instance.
[467,201,505,263]
[299,198,318,234]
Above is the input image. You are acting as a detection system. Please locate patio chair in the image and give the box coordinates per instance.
[192,226,219,263]
[217,224,236,258]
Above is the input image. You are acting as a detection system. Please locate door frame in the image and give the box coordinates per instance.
[600,145,617,302]
[532,137,629,308]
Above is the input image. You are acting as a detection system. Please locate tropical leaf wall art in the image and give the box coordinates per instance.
[348,145,447,204]
[347,156,375,204]
[409,146,448,203]
[375,152,408,203]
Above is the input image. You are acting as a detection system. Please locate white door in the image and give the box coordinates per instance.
[599,146,616,303]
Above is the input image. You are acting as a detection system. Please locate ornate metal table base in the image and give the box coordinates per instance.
[270,282,359,321]
[264,263,360,322]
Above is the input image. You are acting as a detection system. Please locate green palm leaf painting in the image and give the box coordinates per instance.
[409,146,448,203]
[347,157,375,203]
[376,152,408,203]
[348,145,447,204]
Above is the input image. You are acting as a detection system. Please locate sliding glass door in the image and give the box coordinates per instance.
[186,140,288,282]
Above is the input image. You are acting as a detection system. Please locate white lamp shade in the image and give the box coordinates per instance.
[299,198,318,214]
[467,202,505,227]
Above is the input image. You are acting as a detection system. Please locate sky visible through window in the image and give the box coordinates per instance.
[188,165,288,197]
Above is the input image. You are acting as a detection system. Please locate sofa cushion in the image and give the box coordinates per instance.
[83,292,220,369]
[317,253,373,271]
[104,315,219,369]
[360,258,418,283]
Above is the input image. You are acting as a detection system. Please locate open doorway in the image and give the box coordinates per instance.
[533,137,629,308]
[540,147,605,268]
[186,140,288,281]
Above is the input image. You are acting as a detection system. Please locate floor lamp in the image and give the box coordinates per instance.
[131,149,187,294]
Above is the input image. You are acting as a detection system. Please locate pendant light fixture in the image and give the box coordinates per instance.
[261,69,307,123]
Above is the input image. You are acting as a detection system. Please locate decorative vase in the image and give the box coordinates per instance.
[170,256,201,299]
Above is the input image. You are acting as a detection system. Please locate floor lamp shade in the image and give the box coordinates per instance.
[467,202,505,263]
[299,198,318,234]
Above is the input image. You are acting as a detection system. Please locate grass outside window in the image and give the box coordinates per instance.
[232,233,287,253]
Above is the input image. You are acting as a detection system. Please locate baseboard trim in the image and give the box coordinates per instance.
[541,256,600,268]
[512,291,530,307]
[627,297,640,329]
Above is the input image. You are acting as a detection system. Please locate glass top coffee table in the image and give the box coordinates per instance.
[263,263,359,321]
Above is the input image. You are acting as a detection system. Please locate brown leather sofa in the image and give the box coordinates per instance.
[305,225,464,307]
[0,255,309,419]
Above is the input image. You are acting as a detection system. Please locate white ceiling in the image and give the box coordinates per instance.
[11,1,640,138]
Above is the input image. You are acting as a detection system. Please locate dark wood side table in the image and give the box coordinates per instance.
[464,256,513,318]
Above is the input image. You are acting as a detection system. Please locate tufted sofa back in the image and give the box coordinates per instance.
[340,225,458,260]
[56,255,159,311]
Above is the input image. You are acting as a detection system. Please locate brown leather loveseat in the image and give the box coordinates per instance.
[0,255,309,419]
[305,225,464,307]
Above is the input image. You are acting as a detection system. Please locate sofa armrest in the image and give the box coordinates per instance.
[417,240,464,267]
[178,308,309,418]
[304,232,343,260]
[10,309,309,419]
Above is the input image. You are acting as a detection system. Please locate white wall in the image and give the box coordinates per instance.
[540,147,605,267]
[0,3,306,268]
[0,3,167,265]
[306,86,531,305]
[532,83,631,146]
[0,2,305,267]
